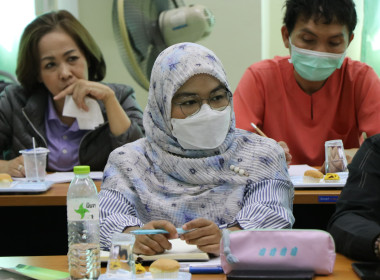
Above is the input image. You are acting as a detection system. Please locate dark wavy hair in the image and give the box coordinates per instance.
[283,0,357,36]
[16,10,106,90]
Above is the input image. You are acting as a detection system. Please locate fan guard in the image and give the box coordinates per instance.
[112,0,185,90]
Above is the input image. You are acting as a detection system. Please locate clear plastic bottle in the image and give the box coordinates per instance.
[67,165,100,280]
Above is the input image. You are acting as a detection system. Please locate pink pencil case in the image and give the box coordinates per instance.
[220,229,336,275]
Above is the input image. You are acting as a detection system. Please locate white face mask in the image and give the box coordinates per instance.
[171,104,231,150]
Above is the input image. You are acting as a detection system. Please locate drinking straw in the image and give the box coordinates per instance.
[32,137,39,181]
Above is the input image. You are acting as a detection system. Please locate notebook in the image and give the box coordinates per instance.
[101,238,210,263]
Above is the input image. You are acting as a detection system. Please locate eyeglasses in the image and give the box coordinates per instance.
[172,89,231,117]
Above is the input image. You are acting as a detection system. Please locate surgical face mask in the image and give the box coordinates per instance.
[171,104,231,150]
[289,38,346,81]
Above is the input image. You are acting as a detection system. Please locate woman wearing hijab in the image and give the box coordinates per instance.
[99,43,294,256]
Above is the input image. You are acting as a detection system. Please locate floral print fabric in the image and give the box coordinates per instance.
[99,43,294,249]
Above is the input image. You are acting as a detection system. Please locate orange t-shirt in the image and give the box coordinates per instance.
[233,56,380,165]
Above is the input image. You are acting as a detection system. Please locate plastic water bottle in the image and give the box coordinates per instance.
[67,165,100,279]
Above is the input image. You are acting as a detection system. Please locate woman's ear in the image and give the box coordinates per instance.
[281,26,290,49]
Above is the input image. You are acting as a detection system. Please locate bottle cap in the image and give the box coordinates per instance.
[73,165,90,175]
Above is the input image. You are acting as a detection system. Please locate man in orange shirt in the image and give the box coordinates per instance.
[234,0,380,166]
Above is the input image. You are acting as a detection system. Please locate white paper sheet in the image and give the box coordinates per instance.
[288,164,317,177]
[179,256,221,268]
[12,172,103,183]
[46,172,103,183]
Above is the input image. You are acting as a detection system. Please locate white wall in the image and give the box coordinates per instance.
[35,0,79,18]
[198,1,262,93]
[77,0,262,110]
[261,0,289,59]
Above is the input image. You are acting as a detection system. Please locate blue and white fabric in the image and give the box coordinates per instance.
[99,43,295,250]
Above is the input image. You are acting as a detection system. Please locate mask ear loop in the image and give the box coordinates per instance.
[288,37,295,64]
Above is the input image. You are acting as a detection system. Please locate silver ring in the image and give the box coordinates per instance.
[18,164,23,171]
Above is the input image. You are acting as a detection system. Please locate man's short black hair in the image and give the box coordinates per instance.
[283,0,357,36]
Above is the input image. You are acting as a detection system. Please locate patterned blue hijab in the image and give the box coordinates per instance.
[101,43,290,227]
[143,42,235,158]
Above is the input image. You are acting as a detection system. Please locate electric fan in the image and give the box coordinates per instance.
[112,0,215,90]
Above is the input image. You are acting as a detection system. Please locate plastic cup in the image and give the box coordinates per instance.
[19,147,49,182]
[325,140,348,173]
[106,233,136,278]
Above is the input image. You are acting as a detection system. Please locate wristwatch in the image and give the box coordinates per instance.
[374,235,380,259]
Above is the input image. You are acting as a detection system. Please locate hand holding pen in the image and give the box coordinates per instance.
[124,220,178,255]
[180,218,222,256]
[126,218,221,256]
[278,141,292,166]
